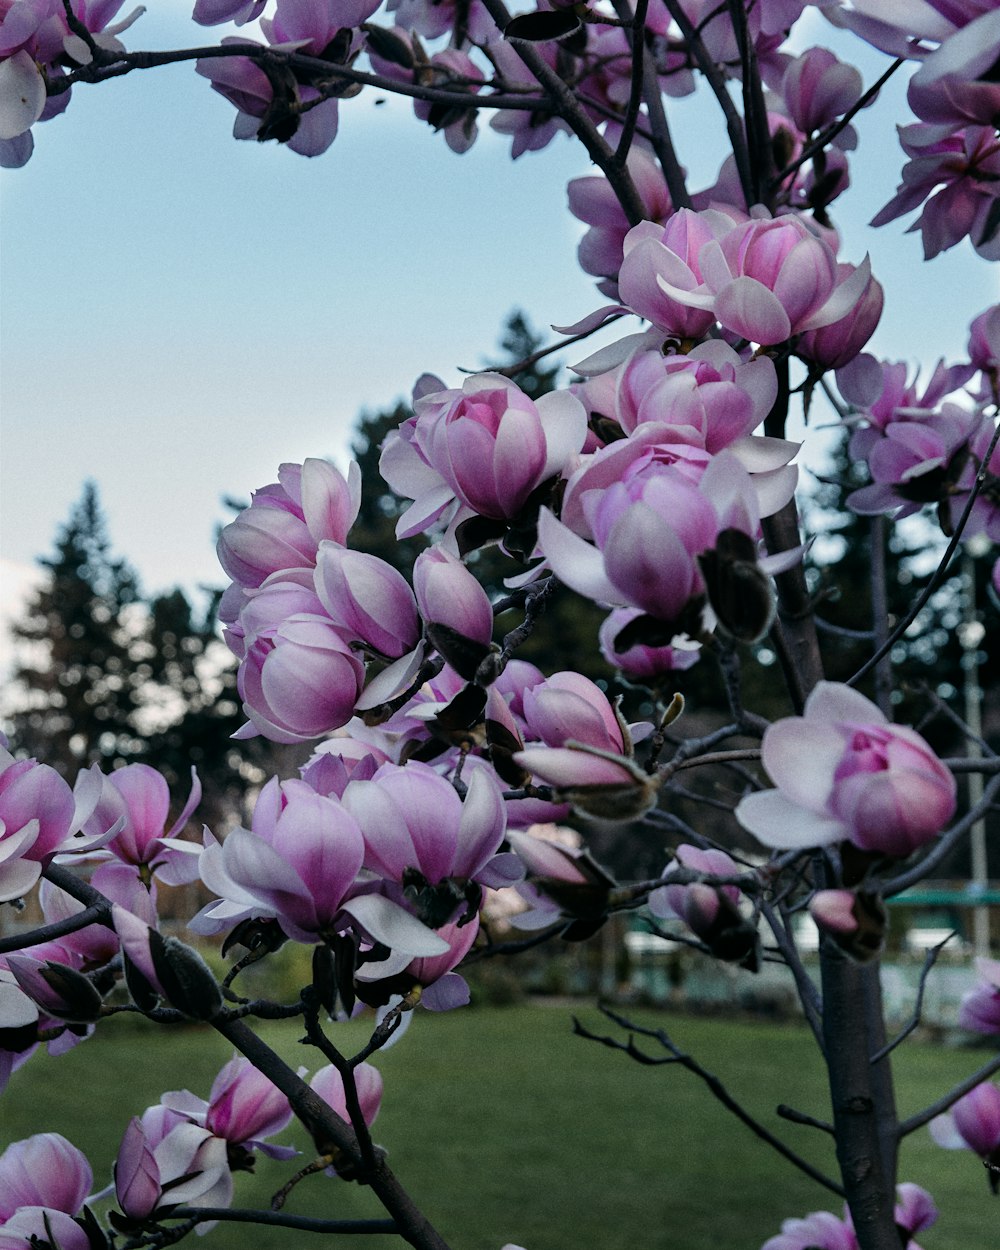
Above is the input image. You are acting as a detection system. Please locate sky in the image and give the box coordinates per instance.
[1,5,998,643]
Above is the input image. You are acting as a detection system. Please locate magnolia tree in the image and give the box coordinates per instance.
[3,1,1000,1248]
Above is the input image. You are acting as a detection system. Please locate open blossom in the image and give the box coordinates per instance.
[218,459,360,593]
[617,209,737,341]
[655,212,874,348]
[871,122,1000,260]
[761,1184,936,1250]
[195,777,449,958]
[78,763,202,885]
[780,47,863,135]
[846,404,982,520]
[736,682,956,856]
[538,447,798,645]
[342,761,509,896]
[114,1108,232,1220]
[0,0,142,164]
[380,374,587,537]
[614,341,778,452]
[0,748,77,902]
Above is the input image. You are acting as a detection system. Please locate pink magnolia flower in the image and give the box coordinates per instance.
[261,0,382,46]
[204,1056,294,1154]
[837,351,975,460]
[232,576,366,743]
[411,48,484,155]
[648,843,758,965]
[386,0,495,43]
[0,0,142,159]
[197,778,449,957]
[0,1133,92,1221]
[599,608,701,679]
[0,747,77,902]
[761,1184,936,1250]
[796,262,883,371]
[357,915,481,1010]
[513,677,657,821]
[310,1060,382,1133]
[78,763,202,885]
[114,1108,232,1220]
[300,733,393,797]
[413,546,494,648]
[382,374,587,535]
[944,411,1000,540]
[568,148,673,286]
[846,404,981,520]
[871,123,1000,260]
[617,209,737,341]
[906,9,1000,129]
[0,1208,93,1250]
[217,459,361,592]
[192,0,265,25]
[780,47,863,135]
[343,760,508,894]
[648,845,742,936]
[614,340,778,452]
[761,1208,857,1250]
[656,212,874,347]
[539,447,798,644]
[968,304,1000,378]
[930,1081,1000,1168]
[736,682,957,856]
[485,37,570,158]
[958,956,1000,1033]
[314,543,420,660]
[400,915,480,1009]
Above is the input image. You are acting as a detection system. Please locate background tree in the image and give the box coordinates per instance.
[5,483,279,831]
[8,481,146,773]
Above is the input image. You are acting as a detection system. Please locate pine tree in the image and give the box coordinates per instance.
[8,482,146,774]
[6,485,276,831]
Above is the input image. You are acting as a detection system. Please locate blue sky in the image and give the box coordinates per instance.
[1,5,997,625]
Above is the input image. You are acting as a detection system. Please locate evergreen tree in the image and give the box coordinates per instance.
[8,482,146,773]
[6,484,275,831]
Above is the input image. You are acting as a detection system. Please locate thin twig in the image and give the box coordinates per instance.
[776,1104,834,1135]
[575,1005,845,1197]
[613,0,650,165]
[661,0,753,207]
[168,1207,397,1235]
[870,933,955,1064]
[772,59,905,188]
[898,1051,1000,1138]
[0,901,107,953]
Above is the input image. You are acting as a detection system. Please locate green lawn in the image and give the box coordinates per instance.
[3,1002,995,1249]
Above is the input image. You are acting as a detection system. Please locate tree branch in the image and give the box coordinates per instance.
[575,1004,845,1197]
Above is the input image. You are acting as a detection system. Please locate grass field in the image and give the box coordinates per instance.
[3,1001,996,1249]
